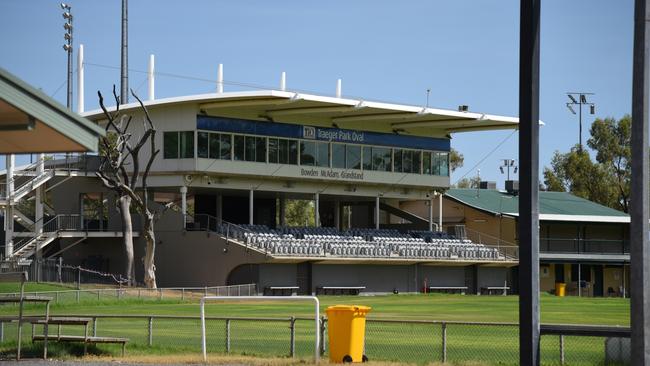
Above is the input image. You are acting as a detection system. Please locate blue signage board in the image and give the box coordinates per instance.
[197,115,450,151]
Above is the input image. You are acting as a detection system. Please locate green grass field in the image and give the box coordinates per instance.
[0,283,630,365]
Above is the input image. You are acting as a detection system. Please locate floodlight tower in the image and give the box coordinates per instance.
[61,3,73,110]
[566,92,596,151]
[499,159,518,181]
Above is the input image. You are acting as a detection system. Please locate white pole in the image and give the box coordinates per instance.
[5,155,14,257]
[200,297,207,361]
[148,54,155,101]
[249,189,254,225]
[336,78,342,98]
[314,192,319,227]
[217,63,224,93]
[280,71,286,91]
[77,44,84,114]
[438,192,443,231]
[180,186,187,227]
[428,198,433,231]
[375,196,380,230]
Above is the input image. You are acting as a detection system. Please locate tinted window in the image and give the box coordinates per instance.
[209,133,219,159]
[362,146,372,170]
[346,145,361,169]
[394,149,402,172]
[220,134,231,160]
[268,138,279,164]
[288,140,298,165]
[423,152,432,174]
[180,131,194,158]
[245,136,256,162]
[233,135,245,161]
[197,132,209,158]
[372,147,391,172]
[163,132,178,159]
[412,151,421,174]
[300,141,316,166]
[438,152,449,176]
[316,142,330,167]
[255,137,266,162]
[332,144,345,169]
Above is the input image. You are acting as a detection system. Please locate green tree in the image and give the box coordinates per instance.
[455,176,481,189]
[450,148,464,173]
[283,199,315,226]
[543,115,633,212]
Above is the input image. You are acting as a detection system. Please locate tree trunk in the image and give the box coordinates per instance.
[143,211,157,289]
[118,195,135,286]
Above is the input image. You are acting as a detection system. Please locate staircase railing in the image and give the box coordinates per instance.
[184,214,256,249]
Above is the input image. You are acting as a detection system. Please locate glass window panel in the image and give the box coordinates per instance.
[300,141,316,166]
[423,152,432,175]
[346,145,361,169]
[220,134,232,160]
[180,131,194,158]
[288,140,298,165]
[372,147,391,172]
[245,136,256,162]
[163,132,178,159]
[256,137,267,162]
[316,142,330,167]
[209,133,220,159]
[394,149,403,172]
[279,140,289,164]
[412,150,422,174]
[268,138,279,164]
[402,150,412,173]
[362,146,372,170]
[432,152,440,175]
[439,152,449,176]
[332,144,345,169]
[233,135,245,161]
[197,132,209,158]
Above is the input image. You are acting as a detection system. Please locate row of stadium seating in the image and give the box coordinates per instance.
[218,225,510,261]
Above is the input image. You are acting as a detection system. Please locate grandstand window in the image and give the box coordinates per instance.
[300,141,316,166]
[413,150,422,174]
[245,136,256,162]
[372,147,391,172]
[332,143,346,168]
[346,145,361,169]
[180,131,194,158]
[220,134,232,160]
[209,133,220,159]
[163,131,179,159]
[256,137,267,162]
[394,149,402,172]
[362,146,372,170]
[233,135,245,161]
[288,140,298,164]
[316,142,330,167]
[402,150,413,173]
[268,138,279,163]
[423,152,432,174]
[437,152,449,176]
[197,132,209,158]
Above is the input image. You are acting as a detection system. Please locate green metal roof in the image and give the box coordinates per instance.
[0,67,105,153]
[445,189,629,222]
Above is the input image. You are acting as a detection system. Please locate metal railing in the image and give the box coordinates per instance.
[540,238,630,255]
[0,314,629,364]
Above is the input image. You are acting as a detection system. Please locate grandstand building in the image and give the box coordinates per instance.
[1,65,528,294]
[400,186,630,297]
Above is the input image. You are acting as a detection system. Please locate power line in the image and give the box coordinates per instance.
[452,129,517,185]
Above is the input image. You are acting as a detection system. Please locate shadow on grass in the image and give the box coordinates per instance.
[0,341,115,360]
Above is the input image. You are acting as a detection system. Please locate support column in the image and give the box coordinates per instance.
[249,189,254,225]
[180,186,187,228]
[630,0,650,363]
[438,192,443,232]
[518,0,541,364]
[216,194,222,225]
[375,196,380,230]
[279,196,286,227]
[428,198,434,232]
[5,155,14,258]
[314,193,319,227]
[334,200,340,230]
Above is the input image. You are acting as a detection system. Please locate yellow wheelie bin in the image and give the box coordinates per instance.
[326,305,372,363]
[555,282,566,297]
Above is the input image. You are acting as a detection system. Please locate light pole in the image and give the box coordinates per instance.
[61,3,73,110]
[499,159,518,181]
[566,92,595,151]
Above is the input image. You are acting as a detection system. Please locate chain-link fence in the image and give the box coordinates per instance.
[0,314,630,365]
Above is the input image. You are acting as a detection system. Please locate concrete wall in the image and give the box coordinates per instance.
[418,266,466,287]
[312,264,417,293]
[258,264,298,289]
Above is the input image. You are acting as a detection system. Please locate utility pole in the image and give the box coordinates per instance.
[565,92,595,151]
[121,0,128,103]
[61,3,73,110]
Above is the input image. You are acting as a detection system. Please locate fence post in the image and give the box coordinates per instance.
[0,321,3,343]
[559,335,565,365]
[57,257,62,283]
[238,285,241,296]
[441,322,447,363]
[226,319,231,353]
[55,292,59,304]
[159,289,163,300]
[97,290,100,301]
[76,289,80,303]
[182,288,185,301]
[117,288,120,300]
[205,286,208,297]
[148,317,153,346]
[320,316,327,356]
[138,289,141,299]
[92,317,97,337]
[77,266,81,290]
[289,316,296,358]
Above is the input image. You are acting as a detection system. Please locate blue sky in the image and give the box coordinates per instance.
[0,1,635,187]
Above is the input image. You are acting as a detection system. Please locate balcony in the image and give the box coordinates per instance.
[540,238,629,255]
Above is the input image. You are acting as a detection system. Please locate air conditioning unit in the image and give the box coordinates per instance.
[505,180,519,194]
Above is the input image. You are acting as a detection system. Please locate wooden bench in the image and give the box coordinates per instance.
[481,286,510,295]
[263,286,299,296]
[32,335,129,356]
[427,286,468,295]
[316,286,366,295]
[0,272,52,360]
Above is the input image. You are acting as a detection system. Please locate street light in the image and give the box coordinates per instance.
[566,92,596,151]
[499,159,518,181]
[61,3,73,110]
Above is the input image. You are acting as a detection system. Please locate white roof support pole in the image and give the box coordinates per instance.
[77,44,84,114]
[336,79,342,98]
[438,192,443,231]
[280,72,286,91]
[5,154,14,257]
[180,186,188,228]
[428,198,434,232]
[217,63,224,93]
[375,196,380,230]
[314,192,319,227]
[148,54,155,101]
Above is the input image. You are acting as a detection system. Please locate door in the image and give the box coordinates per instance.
[593,265,604,297]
